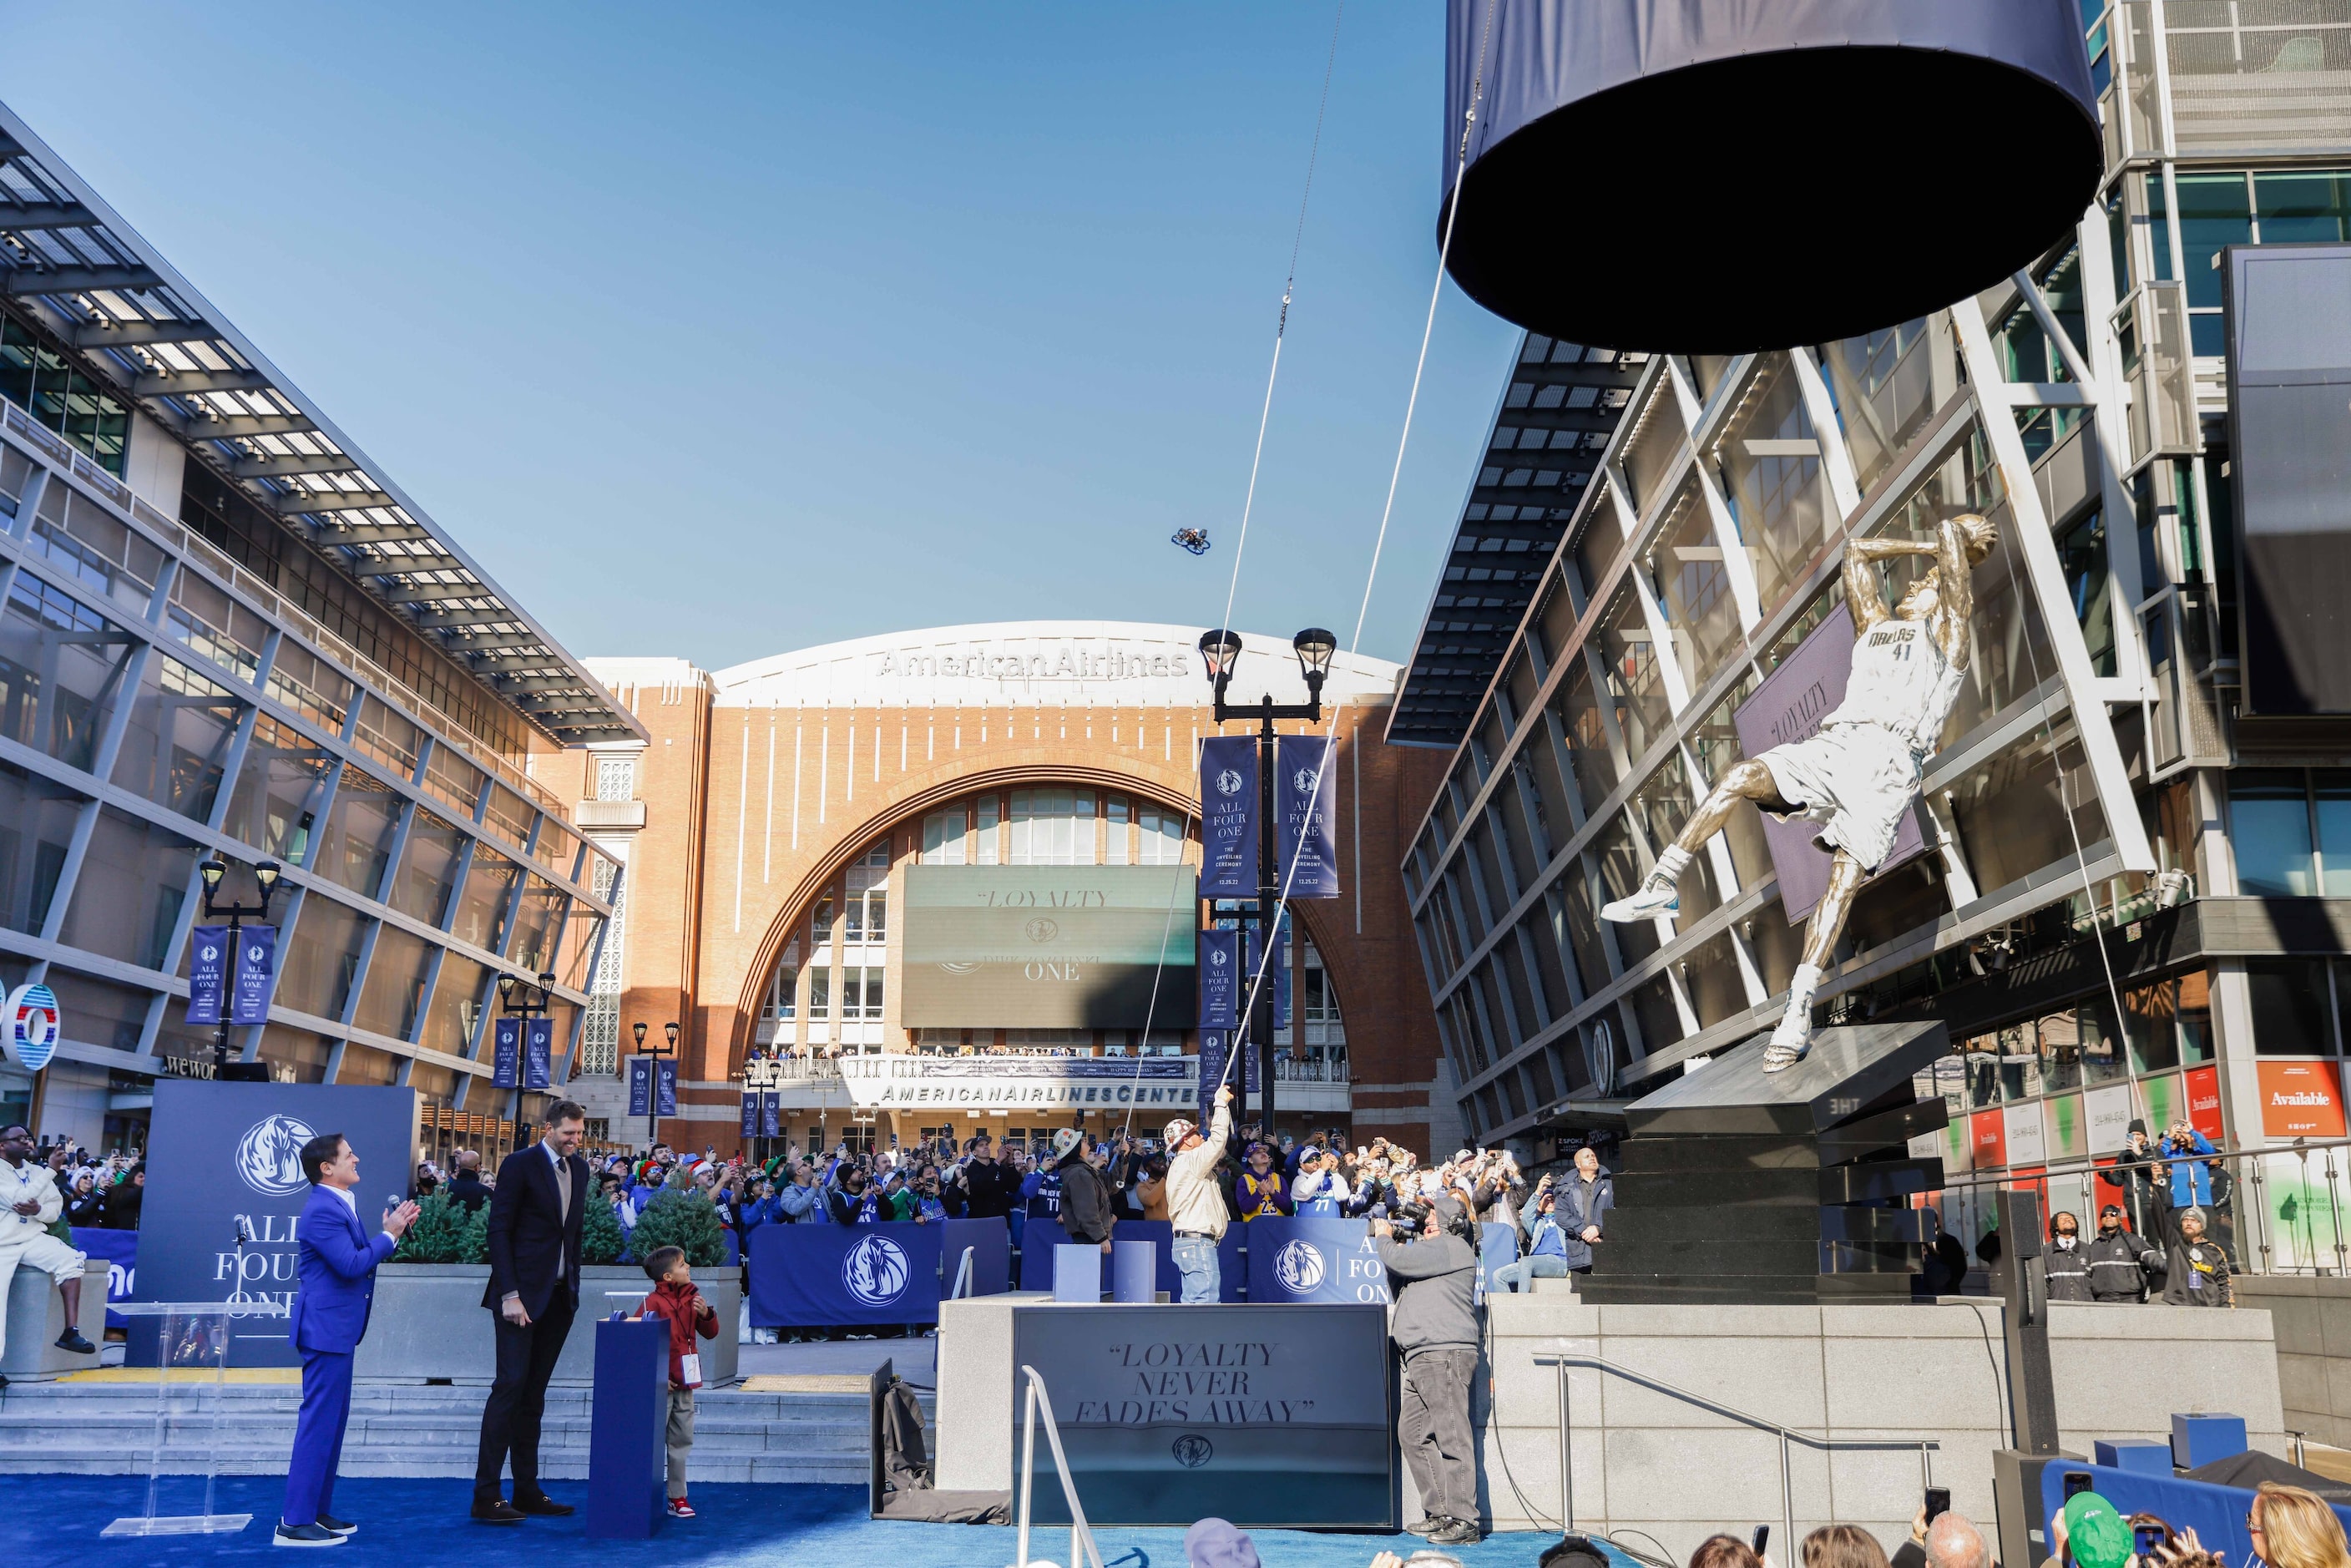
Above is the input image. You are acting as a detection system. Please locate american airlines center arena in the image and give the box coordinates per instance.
[538,623,1459,1158]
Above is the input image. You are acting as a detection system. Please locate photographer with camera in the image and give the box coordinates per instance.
[1373,1195,1483,1547]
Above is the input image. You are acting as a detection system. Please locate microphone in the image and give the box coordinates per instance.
[234,1215,254,1246]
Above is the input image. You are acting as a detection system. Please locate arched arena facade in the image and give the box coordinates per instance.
[531,623,1459,1159]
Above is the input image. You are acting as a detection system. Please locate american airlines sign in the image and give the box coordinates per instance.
[837,1054,1197,1110]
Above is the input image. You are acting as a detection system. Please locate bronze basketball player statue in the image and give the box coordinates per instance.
[1602,513,2000,1071]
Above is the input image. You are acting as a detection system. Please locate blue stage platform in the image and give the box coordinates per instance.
[14,1477,1599,1568]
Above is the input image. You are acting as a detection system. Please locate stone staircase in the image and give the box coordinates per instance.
[0,1379,928,1485]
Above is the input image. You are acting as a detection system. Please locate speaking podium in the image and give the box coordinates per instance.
[1585,1020,1951,1303]
[585,1313,669,1540]
[101,1298,288,1538]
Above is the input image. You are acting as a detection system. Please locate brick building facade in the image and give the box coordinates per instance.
[533,624,1457,1160]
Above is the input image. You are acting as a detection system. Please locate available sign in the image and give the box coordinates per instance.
[2257,1060,2348,1139]
[2185,1065,2226,1141]
[1970,1108,2006,1169]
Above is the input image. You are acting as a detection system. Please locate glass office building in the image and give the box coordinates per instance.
[1395,3,2351,1257]
[0,103,640,1158]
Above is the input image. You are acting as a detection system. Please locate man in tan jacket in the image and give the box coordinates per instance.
[1162,1085,1235,1304]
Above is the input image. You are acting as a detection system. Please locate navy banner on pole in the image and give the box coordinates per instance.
[1276,735,1340,898]
[655,1060,678,1116]
[761,1091,781,1139]
[230,925,276,1025]
[524,1019,553,1090]
[627,1058,651,1117]
[747,1222,944,1327]
[740,1094,758,1139]
[1197,929,1241,1029]
[1199,735,1258,898]
[1196,1029,1259,1120]
[187,926,228,1026]
[1244,1216,1393,1304]
[492,1019,522,1089]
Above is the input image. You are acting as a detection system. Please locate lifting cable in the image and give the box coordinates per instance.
[1114,3,1347,1141]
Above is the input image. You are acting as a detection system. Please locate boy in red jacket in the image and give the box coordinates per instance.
[634,1245,718,1518]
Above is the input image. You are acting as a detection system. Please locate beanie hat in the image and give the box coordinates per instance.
[2063,1492,2132,1568]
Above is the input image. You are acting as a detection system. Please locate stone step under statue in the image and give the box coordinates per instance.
[1580,1019,1951,1306]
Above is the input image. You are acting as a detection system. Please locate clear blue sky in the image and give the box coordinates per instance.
[2,3,1519,674]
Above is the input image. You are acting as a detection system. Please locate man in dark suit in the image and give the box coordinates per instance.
[278,1132,418,1548]
[472,1100,589,1525]
[444,1151,492,1214]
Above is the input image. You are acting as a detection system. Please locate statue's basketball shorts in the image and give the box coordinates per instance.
[1757,721,1923,873]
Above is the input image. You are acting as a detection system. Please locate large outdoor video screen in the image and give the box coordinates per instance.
[901,864,1196,1028]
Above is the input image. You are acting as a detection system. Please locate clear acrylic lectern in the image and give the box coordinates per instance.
[99,1298,288,1538]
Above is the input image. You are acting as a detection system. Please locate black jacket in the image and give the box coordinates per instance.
[1056,1151,1115,1245]
[959,1159,1016,1220]
[446,1171,492,1213]
[2085,1228,2156,1302]
[2162,1237,2232,1307]
[482,1144,589,1317]
[2045,1238,2095,1302]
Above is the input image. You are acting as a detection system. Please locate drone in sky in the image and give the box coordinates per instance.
[1171,528,1211,556]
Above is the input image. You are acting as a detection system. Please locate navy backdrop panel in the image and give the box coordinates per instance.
[941,1217,1011,1297]
[1219,1224,1247,1302]
[748,1222,945,1327]
[1019,1227,1057,1292]
[137,1081,418,1368]
[71,1227,136,1329]
[1199,736,1259,897]
[2036,1462,2351,1568]
[1014,1302,1393,1528]
[1244,1217,1393,1304]
[1477,1222,1517,1297]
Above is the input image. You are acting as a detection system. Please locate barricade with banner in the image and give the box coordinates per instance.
[747,1222,944,1327]
[939,1216,1010,1297]
[1243,1216,1393,1304]
[1477,1222,1517,1297]
[71,1227,136,1329]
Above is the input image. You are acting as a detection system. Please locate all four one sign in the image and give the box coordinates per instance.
[187,925,278,1028]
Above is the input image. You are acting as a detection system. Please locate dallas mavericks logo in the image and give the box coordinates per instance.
[246,943,265,967]
[1209,948,1228,967]
[1024,917,1059,944]
[842,1233,912,1307]
[199,940,220,966]
[1273,1239,1325,1295]
[1293,766,1316,794]
[1171,1434,1213,1468]
[235,1115,316,1196]
[1215,768,1244,797]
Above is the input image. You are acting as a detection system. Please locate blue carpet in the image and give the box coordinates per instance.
[11,1476,1619,1568]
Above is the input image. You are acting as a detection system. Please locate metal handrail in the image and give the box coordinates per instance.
[950,1247,975,1301]
[1015,1364,1107,1568]
[1534,1348,1939,1551]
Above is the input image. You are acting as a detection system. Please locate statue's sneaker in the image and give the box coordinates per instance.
[1600,878,1678,923]
[1762,1009,1813,1073]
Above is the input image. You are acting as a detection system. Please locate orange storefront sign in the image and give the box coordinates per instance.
[2185,1065,2226,1141]
[1971,1108,2006,1169]
[2257,1060,2348,1140]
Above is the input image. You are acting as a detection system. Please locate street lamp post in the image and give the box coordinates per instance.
[195,857,281,1077]
[496,970,558,1158]
[1197,626,1336,1143]
[740,1050,781,1163]
[633,1019,679,1155]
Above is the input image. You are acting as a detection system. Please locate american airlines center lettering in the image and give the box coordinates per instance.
[837,1055,1199,1109]
[876,645,1182,682]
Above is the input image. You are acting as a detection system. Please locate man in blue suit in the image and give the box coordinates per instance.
[276,1131,417,1549]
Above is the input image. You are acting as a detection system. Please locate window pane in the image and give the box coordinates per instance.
[2176,172,2252,311]
[1599,582,1671,765]
[424,745,485,820]
[351,699,422,781]
[1631,751,1726,927]
[1591,817,1658,966]
[1716,357,1837,624]
[2254,171,2351,244]
[111,653,240,822]
[483,785,533,852]
[451,845,518,953]
[315,768,402,899]
[1554,665,1617,817]
[2317,771,2351,896]
[43,967,149,1053]
[353,925,432,1041]
[1649,478,1743,692]
[220,713,334,867]
[0,760,81,937]
[421,953,489,1056]
[507,874,566,977]
[0,574,132,771]
[59,806,197,970]
[278,894,367,1020]
[390,810,464,927]
[2249,958,2333,1055]
[1105,797,1130,865]
[264,642,353,736]
[1818,319,1937,494]
[2231,771,2315,896]
[1949,735,2106,898]
[1618,391,1686,513]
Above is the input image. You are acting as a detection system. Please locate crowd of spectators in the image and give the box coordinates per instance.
[29,1139,144,1231]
